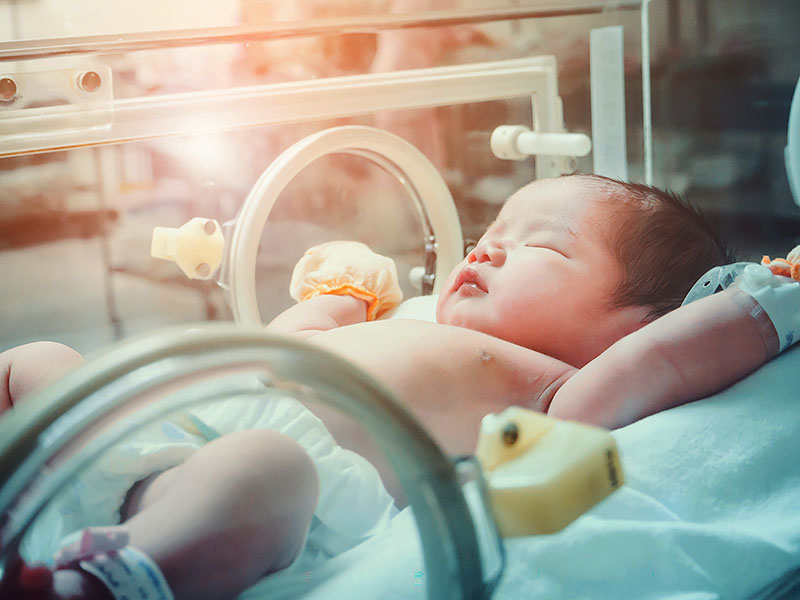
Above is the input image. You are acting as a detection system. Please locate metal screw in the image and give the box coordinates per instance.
[0,77,17,101]
[203,220,216,235]
[78,71,102,93]
[195,263,211,278]
[502,422,519,446]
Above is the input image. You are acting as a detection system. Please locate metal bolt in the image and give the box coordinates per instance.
[502,422,519,446]
[203,220,216,235]
[195,263,211,278]
[78,71,102,93]
[0,77,17,101]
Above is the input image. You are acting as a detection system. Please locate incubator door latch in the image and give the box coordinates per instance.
[150,217,224,280]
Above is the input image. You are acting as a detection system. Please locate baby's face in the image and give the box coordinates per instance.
[436,177,635,367]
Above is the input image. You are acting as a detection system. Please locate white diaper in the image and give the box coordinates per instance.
[21,379,397,572]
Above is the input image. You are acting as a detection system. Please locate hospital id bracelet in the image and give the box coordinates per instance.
[75,546,174,600]
[56,527,174,600]
[736,263,800,353]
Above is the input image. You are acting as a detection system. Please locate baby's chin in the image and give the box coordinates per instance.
[435,303,485,333]
[436,292,486,328]
[434,294,449,324]
[435,294,463,326]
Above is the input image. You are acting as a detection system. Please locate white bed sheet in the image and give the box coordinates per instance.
[240,293,800,599]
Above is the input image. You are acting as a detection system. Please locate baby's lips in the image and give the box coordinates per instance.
[457,266,488,293]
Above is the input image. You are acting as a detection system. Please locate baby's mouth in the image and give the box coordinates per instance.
[455,266,488,294]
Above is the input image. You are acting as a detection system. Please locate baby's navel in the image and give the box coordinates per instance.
[479,349,494,364]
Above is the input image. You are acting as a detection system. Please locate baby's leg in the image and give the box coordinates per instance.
[54,429,320,600]
[0,342,85,413]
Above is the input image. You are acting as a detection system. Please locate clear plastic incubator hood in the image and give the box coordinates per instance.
[0,1,656,598]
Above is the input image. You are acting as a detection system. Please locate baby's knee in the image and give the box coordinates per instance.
[220,429,319,504]
[3,341,85,372]
[39,341,84,367]
[1,341,85,410]
[200,429,320,571]
[192,429,319,520]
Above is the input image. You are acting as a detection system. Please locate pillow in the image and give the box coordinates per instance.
[381,294,438,323]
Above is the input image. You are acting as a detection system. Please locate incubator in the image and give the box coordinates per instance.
[1,1,799,599]
[0,0,656,337]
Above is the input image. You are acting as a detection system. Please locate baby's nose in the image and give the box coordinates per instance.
[468,239,507,267]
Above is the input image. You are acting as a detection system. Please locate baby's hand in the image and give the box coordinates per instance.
[290,241,403,320]
[761,244,800,281]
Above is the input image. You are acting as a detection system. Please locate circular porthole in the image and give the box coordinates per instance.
[226,126,464,327]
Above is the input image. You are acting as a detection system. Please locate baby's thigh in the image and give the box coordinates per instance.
[120,467,180,521]
[121,429,319,520]
[1,341,85,412]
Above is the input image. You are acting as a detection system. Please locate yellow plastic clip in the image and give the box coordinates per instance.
[476,407,623,538]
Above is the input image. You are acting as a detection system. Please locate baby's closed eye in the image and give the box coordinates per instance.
[524,244,569,258]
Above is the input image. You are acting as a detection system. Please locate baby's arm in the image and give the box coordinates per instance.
[548,285,778,429]
[267,294,370,338]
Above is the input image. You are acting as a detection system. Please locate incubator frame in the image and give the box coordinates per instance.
[0,56,575,180]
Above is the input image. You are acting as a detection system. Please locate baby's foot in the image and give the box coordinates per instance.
[52,568,115,600]
[4,528,173,600]
[0,559,111,600]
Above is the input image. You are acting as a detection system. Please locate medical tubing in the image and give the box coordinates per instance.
[0,325,486,600]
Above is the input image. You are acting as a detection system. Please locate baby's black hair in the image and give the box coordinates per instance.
[579,174,736,320]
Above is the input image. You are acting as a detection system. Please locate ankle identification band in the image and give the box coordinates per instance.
[56,527,174,600]
[78,546,174,600]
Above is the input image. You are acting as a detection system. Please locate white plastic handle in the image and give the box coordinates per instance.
[227,126,464,327]
[490,125,591,161]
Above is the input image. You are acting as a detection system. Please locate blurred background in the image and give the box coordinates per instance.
[0,0,797,353]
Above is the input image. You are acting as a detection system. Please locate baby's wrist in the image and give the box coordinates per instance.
[685,261,799,357]
[725,285,780,359]
[734,263,800,354]
[301,282,380,320]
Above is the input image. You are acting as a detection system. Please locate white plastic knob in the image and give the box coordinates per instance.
[408,266,426,291]
[490,125,531,161]
[151,218,224,280]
